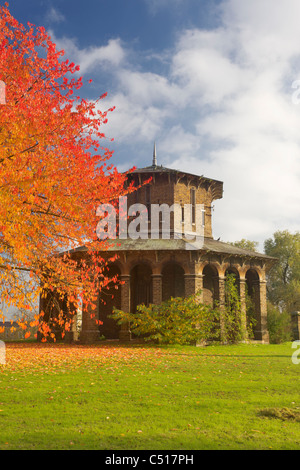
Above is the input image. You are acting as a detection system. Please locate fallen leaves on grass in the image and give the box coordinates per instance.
[0,342,168,375]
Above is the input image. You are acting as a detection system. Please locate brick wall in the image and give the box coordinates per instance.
[174,180,213,238]
[126,172,216,239]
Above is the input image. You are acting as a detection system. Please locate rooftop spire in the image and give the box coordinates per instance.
[152,141,157,167]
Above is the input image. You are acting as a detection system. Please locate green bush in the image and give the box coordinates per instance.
[267,302,292,344]
[110,292,220,345]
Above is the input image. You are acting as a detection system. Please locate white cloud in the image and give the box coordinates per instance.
[221,0,300,65]
[117,70,181,107]
[99,92,170,144]
[49,33,126,74]
[163,1,300,246]
[45,6,65,24]
[51,0,300,246]
[159,125,202,162]
[171,29,248,106]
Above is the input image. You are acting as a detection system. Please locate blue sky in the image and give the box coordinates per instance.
[7,0,300,248]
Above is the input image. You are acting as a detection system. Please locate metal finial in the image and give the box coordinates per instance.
[153,142,157,167]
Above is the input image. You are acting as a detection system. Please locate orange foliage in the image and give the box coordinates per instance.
[1,342,165,373]
[0,4,135,340]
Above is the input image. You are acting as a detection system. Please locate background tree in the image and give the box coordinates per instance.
[229,239,259,252]
[0,4,131,339]
[264,230,300,312]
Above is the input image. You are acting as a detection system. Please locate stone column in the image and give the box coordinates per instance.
[218,275,226,341]
[239,277,248,341]
[37,292,45,342]
[252,280,269,343]
[291,311,300,340]
[184,273,203,346]
[152,274,163,305]
[80,297,100,344]
[184,274,203,302]
[259,280,269,343]
[119,274,131,341]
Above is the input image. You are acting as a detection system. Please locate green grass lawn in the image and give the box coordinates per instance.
[0,341,299,450]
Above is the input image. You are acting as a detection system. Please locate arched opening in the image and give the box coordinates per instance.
[246,268,260,339]
[202,264,219,306]
[162,263,185,301]
[130,263,152,313]
[98,264,121,339]
[225,267,240,294]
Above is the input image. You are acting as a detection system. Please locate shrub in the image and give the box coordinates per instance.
[110,292,220,345]
[267,302,292,344]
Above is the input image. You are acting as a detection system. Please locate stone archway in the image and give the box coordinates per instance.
[202,264,219,307]
[130,263,152,313]
[162,262,185,301]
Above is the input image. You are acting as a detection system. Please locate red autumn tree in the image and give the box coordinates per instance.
[0,4,130,340]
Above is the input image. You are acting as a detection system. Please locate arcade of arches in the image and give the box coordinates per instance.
[81,250,270,344]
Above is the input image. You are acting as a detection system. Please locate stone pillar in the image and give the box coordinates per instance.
[239,278,248,341]
[259,280,269,343]
[291,311,300,340]
[119,274,131,341]
[252,280,269,343]
[152,274,163,305]
[184,274,203,302]
[37,292,45,342]
[218,275,226,341]
[80,298,100,344]
[71,312,79,342]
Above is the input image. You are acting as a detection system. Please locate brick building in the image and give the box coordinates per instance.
[40,146,276,343]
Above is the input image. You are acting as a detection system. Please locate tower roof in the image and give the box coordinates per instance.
[127,143,224,201]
